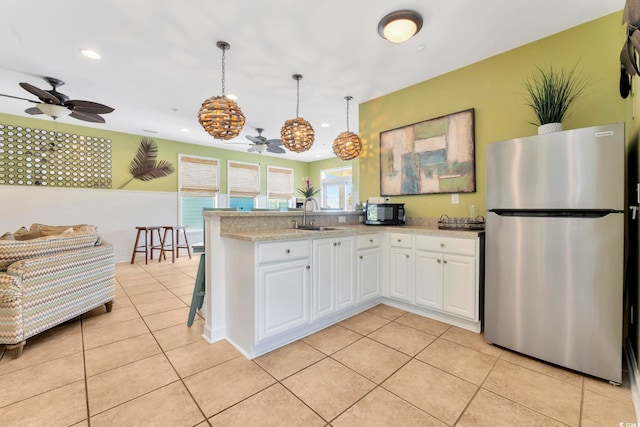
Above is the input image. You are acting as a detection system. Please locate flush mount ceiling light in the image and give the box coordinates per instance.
[332,96,362,160]
[377,10,423,43]
[281,74,315,153]
[198,41,245,140]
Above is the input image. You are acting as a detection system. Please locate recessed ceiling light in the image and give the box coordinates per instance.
[181,128,190,132]
[416,44,426,52]
[321,122,330,128]
[378,10,423,43]
[80,49,101,59]
[227,93,238,100]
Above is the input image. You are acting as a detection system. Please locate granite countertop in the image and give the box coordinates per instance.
[221,224,484,242]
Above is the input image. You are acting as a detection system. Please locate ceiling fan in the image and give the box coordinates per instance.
[244,128,285,154]
[0,76,114,123]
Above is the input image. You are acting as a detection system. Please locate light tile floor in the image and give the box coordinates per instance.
[0,256,636,426]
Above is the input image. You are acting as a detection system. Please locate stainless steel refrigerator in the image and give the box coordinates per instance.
[485,122,624,384]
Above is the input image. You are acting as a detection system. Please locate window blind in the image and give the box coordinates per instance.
[228,161,260,197]
[267,167,293,199]
[179,156,219,196]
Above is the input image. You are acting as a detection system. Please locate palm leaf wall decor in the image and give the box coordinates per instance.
[118,137,175,189]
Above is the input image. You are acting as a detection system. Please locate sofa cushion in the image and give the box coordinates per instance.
[0,232,14,241]
[0,231,100,271]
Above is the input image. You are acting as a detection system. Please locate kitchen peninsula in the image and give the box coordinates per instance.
[202,210,484,358]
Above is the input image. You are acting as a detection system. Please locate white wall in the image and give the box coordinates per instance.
[0,185,183,263]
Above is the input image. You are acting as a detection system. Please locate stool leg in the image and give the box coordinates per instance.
[144,229,149,264]
[159,228,168,262]
[182,228,192,259]
[130,229,142,264]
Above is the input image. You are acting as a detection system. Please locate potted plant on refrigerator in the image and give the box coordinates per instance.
[523,64,589,134]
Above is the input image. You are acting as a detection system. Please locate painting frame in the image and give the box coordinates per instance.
[379,108,476,196]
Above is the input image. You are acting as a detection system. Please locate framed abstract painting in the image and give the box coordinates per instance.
[379,108,475,196]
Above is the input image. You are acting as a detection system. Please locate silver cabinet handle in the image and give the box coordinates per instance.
[437,259,441,263]
[405,254,409,258]
[440,243,445,247]
[359,255,363,259]
[306,265,310,269]
[443,260,448,264]
[369,239,373,243]
[285,249,290,254]
[333,242,337,246]
[398,239,402,242]
[338,242,342,246]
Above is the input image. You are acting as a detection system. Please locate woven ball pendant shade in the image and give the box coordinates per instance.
[198,41,245,140]
[332,96,362,160]
[333,131,362,160]
[198,95,245,140]
[281,74,314,153]
[281,117,315,153]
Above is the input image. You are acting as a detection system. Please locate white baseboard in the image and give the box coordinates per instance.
[624,340,640,422]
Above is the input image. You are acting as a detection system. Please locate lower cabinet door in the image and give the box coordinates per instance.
[388,248,412,302]
[414,250,442,309]
[258,259,310,341]
[357,247,381,302]
[442,254,476,319]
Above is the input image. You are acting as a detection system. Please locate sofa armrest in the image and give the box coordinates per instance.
[0,271,24,343]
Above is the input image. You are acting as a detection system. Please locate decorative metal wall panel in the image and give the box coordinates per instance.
[0,124,112,188]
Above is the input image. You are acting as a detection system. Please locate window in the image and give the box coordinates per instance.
[228,160,260,210]
[320,166,353,210]
[267,166,293,209]
[178,155,219,230]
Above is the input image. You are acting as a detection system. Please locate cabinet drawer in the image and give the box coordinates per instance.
[258,239,309,263]
[357,233,381,249]
[389,233,412,248]
[415,235,476,256]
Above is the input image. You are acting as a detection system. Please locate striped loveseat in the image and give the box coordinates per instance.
[0,230,115,358]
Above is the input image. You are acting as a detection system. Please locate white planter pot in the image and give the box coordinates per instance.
[537,122,563,134]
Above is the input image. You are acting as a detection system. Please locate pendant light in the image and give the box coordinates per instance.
[332,96,362,160]
[198,41,245,140]
[281,74,315,152]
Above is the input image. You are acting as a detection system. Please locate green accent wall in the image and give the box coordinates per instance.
[0,112,312,194]
[359,11,628,218]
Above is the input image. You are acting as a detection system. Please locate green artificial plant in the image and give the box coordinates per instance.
[523,64,589,126]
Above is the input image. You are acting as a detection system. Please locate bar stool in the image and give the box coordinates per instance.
[159,225,192,263]
[130,226,164,264]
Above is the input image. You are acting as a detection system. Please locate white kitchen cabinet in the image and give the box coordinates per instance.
[414,249,442,309]
[311,235,355,321]
[441,253,476,319]
[388,233,413,302]
[257,240,311,342]
[413,235,477,321]
[356,233,382,302]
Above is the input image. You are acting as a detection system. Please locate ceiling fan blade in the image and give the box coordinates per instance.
[0,93,40,103]
[66,99,114,114]
[267,145,286,154]
[19,82,60,103]
[25,107,43,115]
[246,135,266,144]
[69,111,105,123]
[267,138,283,146]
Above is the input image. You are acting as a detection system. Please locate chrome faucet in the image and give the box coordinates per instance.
[302,198,318,226]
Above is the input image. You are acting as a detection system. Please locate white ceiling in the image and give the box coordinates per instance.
[0,0,622,162]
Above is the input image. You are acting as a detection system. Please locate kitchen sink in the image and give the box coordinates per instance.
[296,226,341,231]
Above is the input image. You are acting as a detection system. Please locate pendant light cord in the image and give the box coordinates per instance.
[346,98,350,132]
[296,77,300,118]
[221,46,226,97]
